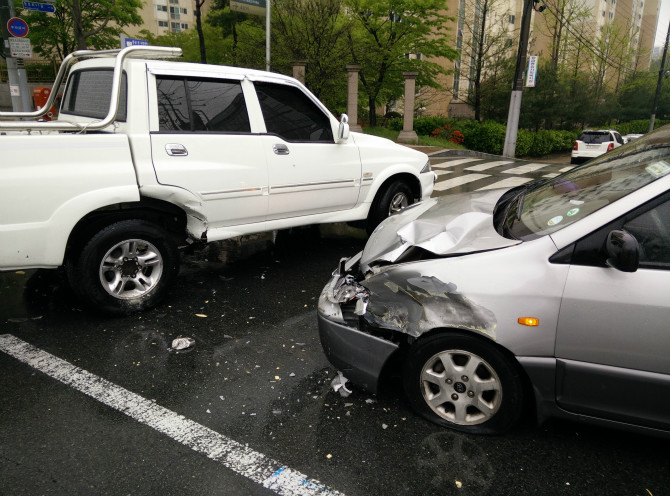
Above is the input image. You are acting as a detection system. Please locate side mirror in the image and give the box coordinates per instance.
[337,113,350,143]
[605,229,639,272]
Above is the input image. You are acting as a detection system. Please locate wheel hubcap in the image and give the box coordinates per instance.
[99,239,163,299]
[419,349,502,426]
[388,192,409,216]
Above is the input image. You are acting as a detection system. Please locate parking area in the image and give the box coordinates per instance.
[2,154,669,495]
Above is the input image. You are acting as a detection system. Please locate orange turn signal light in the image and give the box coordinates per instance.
[518,317,539,327]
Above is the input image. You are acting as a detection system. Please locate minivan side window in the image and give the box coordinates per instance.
[156,76,251,133]
[623,200,670,268]
[253,82,333,143]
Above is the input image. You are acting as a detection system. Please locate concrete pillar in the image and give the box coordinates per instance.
[397,71,419,144]
[345,64,363,132]
[292,60,307,84]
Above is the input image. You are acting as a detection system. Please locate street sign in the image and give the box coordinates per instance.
[22,1,56,12]
[526,55,538,87]
[230,0,266,16]
[123,37,149,47]
[8,37,32,57]
[7,17,29,37]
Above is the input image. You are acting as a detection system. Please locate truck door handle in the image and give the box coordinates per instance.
[273,143,290,155]
[165,143,188,156]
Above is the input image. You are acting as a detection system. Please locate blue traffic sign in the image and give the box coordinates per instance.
[7,17,29,37]
[22,1,56,13]
[123,38,149,47]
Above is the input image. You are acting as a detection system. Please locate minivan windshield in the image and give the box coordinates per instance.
[505,127,670,240]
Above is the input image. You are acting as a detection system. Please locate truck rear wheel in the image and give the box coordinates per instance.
[68,220,179,315]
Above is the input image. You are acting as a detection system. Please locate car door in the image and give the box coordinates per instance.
[252,81,362,220]
[150,75,268,230]
[554,196,670,429]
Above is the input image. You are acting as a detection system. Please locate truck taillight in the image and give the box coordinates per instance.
[607,143,614,152]
[573,141,578,150]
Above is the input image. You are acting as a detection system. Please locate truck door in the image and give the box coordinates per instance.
[252,81,361,221]
[150,75,268,230]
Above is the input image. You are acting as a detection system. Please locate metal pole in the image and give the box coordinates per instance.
[503,0,534,158]
[265,0,270,71]
[0,0,25,111]
[649,18,670,133]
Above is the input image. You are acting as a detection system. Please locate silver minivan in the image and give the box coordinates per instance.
[318,126,670,436]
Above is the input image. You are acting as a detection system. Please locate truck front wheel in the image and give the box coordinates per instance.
[68,220,179,315]
[367,180,414,234]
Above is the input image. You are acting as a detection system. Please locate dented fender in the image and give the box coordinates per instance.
[140,184,207,239]
[361,271,497,340]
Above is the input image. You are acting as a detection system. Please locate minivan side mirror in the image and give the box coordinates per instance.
[605,229,639,272]
[337,113,350,143]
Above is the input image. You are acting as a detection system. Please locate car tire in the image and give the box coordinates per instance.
[367,180,413,234]
[402,333,524,435]
[67,220,179,315]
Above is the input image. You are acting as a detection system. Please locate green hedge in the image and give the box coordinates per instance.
[386,116,669,156]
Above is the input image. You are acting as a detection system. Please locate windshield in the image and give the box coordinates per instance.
[505,126,670,240]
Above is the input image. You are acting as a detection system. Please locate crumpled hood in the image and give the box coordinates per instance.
[361,189,521,269]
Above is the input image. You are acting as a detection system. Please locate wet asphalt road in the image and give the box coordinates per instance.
[2,153,669,496]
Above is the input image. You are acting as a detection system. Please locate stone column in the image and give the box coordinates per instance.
[292,60,307,84]
[346,64,363,132]
[397,71,419,144]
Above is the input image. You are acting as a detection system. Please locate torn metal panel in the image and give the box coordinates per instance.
[361,190,520,270]
[361,271,497,339]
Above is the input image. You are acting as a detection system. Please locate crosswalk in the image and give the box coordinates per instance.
[429,152,574,197]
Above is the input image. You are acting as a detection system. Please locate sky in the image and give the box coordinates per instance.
[656,0,670,47]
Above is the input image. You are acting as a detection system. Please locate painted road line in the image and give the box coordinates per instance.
[559,166,574,173]
[433,173,490,191]
[543,173,560,178]
[0,334,344,496]
[502,163,548,175]
[465,160,514,172]
[433,158,483,167]
[476,177,533,191]
[435,170,453,177]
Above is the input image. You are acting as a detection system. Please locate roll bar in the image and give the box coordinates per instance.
[0,45,182,132]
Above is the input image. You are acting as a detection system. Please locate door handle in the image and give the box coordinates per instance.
[273,143,290,155]
[166,143,188,156]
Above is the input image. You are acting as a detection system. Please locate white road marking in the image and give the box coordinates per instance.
[476,177,533,190]
[433,173,490,191]
[465,160,514,171]
[0,334,344,496]
[432,158,483,167]
[559,166,574,173]
[543,173,559,178]
[435,170,453,177]
[502,163,548,174]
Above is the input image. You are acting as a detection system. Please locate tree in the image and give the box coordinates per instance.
[271,0,352,107]
[194,0,207,63]
[21,0,142,59]
[454,0,516,120]
[207,0,251,67]
[344,0,458,126]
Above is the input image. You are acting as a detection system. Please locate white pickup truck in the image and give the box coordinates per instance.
[0,46,435,314]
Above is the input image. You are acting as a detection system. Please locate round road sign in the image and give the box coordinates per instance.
[7,17,29,38]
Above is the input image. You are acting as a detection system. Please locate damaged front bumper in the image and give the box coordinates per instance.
[317,253,398,393]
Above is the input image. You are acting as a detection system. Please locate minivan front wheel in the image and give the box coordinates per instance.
[403,333,524,435]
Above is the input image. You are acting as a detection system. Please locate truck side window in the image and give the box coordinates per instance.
[253,82,333,143]
[156,76,250,133]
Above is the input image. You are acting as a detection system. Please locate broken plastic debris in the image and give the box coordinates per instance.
[330,371,352,397]
[169,336,196,352]
[365,398,376,404]
[455,481,462,489]
[195,313,207,318]
[382,424,388,429]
